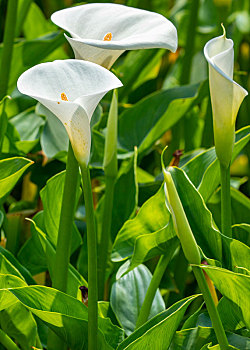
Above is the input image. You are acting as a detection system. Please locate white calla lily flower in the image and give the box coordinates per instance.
[204,27,248,168]
[51,3,178,69]
[17,60,122,165]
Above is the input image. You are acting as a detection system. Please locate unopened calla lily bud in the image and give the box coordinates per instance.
[17,60,122,166]
[163,166,201,265]
[51,3,178,69]
[103,90,118,178]
[204,26,248,168]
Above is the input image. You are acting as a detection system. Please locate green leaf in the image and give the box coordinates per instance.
[223,235,250,273]
[128,222,178,272]
[1,121,21,155]
[111,152,138,240]
[182,126,250,201]
[0,302,37,350]
[115,49,165,100]
[0,284,124,350]
[0,274,27,311]
[0,96,10,150]
[37,103,69,159]
[40,170,82,254]
[0,271,38,349]
[23,2,55,40]
[117,295,200,350]
[0,254,24,281]
[112,184,169,262]
[207,187,250,230]
[218,297,245,332]
[137,167,155,183]
[17,212,48,276]
[171,326,249,350]
[27,213,87,298]
[118,81,207,157]
[231,188,250,225]
[0,247,35,285]
[232,224,250,246]
[10,107,44,138]
[200,265,250,328]
[9,106,45,153]
[110,263,165,335]
[0,157,33,200]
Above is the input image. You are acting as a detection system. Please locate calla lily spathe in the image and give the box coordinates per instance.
[163,167,201,265]
[17,60,122,165]
[204,28,248,168]
[51,3,178,69]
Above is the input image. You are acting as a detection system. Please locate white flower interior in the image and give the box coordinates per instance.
[17,60,122,164]
[51,3,178,69]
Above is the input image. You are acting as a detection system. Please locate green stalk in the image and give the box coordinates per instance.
[52,143,79,292]
[98,90,118,300]
[193,266,229,349]
[0,329,20,350]
[98,175,116,300]
[80,163,98,350]
[136,242,178,329]
[220,163,232,238]
[5,213,21,255]
[48,142,79,350]
[168,0,200,171]
[15,0,33,37]
[0,0,18,100]
[179,0,200,85]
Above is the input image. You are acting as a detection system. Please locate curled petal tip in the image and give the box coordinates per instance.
[221,23,226,37]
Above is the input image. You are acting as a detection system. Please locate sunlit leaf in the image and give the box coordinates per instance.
[0,284,124,350]
[200,265,250,328]
[40,170,82,253]
[118,81,207,157]
[117,295,200,350]
[0,157,33,200]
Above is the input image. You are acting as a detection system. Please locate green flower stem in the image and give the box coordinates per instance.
[98,175,116,300]
[0,0,18,100]
[178,0,200,151]
[0,329,20,350]
[99,90,118,300]
[179,0,200,85]
[220,163,232,238]
[193,266,229,350]
[136,241,178,329]
[80,163,98,350]
[15,0,33,37]
[48,142,79,350]
[53,143,79,292]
